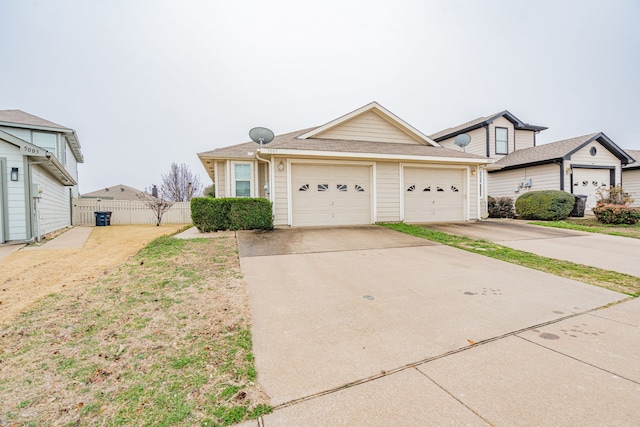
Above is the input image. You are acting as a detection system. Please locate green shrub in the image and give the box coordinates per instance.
[592,204,640,224]
[487,196,515,218]
[514,190,575,221]
[191,198,273,231]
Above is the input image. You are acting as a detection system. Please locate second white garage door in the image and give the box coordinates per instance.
[291,164,372,226]
[572,168,611,210]
[404,167,465,222]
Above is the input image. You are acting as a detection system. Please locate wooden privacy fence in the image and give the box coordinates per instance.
[72,198,192,225]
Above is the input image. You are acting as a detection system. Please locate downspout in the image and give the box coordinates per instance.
[254,149,272,200]
[254,151,276,220]
[485,124,490,157]
[558,160,565,191]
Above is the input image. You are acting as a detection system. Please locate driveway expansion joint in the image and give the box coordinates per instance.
[514,334,640,386]
[269,303,619,412]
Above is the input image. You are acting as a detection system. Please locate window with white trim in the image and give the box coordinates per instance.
[495,127,508,155]
[234,163,251,197]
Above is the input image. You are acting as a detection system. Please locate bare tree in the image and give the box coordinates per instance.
[160,163,203,202]
[138,185,175,226]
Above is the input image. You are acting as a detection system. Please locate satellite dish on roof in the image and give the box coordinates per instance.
[454,133,471,152]
[249,127,274,148]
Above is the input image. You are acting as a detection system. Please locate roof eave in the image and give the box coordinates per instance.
[201,147,493,165]
[490,158,561,172]
[0,120,72,134]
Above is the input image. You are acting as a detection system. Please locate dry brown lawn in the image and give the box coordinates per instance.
[0,225,186,324]
[0,225,270,426]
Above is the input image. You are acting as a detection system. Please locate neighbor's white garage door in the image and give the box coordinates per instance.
[572,168,610,210]
[291,164,371,226]
[404,168,465,222]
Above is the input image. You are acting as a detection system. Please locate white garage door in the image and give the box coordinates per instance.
[404,168,465,222]
[291,164,372,226]
[572,168,610,210]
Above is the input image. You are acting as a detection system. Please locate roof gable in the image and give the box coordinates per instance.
[430,110,547,142]
[298,102,439,146]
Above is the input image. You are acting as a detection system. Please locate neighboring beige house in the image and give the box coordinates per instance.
[81,184,145,201]
[431,111,634,211]
[622,149,640,207]
[198,102,493,227]
[0,110,83,242]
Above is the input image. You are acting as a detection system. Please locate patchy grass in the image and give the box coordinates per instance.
[381,223,640,297]
[530,218,640,239]
[0,236,271,426]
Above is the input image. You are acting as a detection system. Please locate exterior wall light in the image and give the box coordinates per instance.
[278,161,284,171]
[10,167,19,181]
[470,167,477,176]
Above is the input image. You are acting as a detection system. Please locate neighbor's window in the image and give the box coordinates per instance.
[495,127,508,155]
[234,163,251,197]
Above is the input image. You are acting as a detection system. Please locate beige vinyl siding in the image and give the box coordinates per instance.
[438,127,487,157]
[489,116,515,159]
[315,110,422,144]
[566,141,621,188]
[488,163,561,200]
[514,129,536,151]
[216,161,226,198]
[32,165,72,236]
[375,162,401,222]
[273,157,288,226]
[623,169,640,207]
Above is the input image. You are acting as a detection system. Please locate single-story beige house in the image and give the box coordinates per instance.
[622,149,640,207]
[81,184,145,201]
[431,111,634,211]
[198,102,493,227]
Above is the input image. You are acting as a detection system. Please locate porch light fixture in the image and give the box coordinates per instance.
[10,167,18,181]
[278,161,284,171]
[470,167,477,176]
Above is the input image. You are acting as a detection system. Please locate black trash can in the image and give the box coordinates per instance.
[94,211,113,226]
[570,195,587,217]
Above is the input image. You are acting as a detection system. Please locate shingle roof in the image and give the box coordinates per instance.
[0,109,69,130]
[623,149,640,169]
[430,110,547,141]
[198,128,488,161]
[494,133,633,170]
[81,184,145,201]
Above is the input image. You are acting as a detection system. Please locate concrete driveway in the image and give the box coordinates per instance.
[426,220,640,277]
[237,226,639,426]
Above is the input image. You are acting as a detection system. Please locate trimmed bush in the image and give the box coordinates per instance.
[191,197,273,231]
[592,204,640,224]
[487,196,515,218]
[514,190,575,221]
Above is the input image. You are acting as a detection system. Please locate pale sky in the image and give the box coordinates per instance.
[1,0,638,193]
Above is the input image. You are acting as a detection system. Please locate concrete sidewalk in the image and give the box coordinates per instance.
[236,227,637,426]
[0,226,94,259]
[427,220,640,277]
[20,226,93,251]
